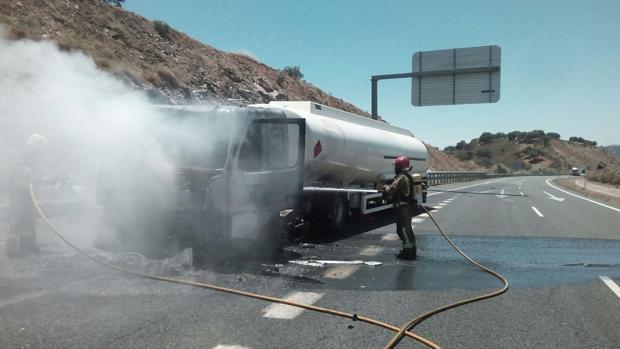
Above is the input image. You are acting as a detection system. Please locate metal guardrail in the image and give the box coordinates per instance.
[426,171,564,186]
[426,171,487,186]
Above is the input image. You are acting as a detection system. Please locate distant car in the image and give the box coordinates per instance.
[570,167,580,176]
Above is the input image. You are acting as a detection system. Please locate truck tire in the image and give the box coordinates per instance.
[328,194,348,232]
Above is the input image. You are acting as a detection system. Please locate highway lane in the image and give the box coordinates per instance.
[0,176,618,348]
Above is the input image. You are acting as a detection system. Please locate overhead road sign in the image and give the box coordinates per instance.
[411,45,501,106]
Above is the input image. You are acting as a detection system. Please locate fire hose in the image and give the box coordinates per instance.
[30,184,508,348]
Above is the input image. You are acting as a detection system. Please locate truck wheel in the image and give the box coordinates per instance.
[328,194,348,232]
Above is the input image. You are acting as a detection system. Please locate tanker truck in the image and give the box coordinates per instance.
[97,101,427,255]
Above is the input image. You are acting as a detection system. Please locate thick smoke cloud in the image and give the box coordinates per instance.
[0,32,180,250]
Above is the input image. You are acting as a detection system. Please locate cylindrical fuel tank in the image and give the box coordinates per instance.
[254,102,427,186]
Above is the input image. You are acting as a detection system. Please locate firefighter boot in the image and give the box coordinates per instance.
[396,247,416,260]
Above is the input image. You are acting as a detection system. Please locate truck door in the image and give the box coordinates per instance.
[228,118,305,242]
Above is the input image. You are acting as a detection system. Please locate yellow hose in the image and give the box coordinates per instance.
[382,204,509,349]
[29,184,441,349]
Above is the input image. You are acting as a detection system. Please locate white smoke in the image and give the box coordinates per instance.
[0,33,178,250]
[0,32,291,263]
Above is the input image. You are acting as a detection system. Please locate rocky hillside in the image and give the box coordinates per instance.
[0,0,366,114]
[0,0,475,171]
[605,145,620,161]
[425,143,480,171]
[443,131,618,175]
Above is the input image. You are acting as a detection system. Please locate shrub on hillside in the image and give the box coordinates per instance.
[282,66,304,80]
[479,132,494,144]
[455,140,470,150]
[493,163,509,174]
[154,20,171,39]
[102,0,125,6]
[457,151,473,161]
[507,131,523,141]
[569,136,597,146]
[587,167,620,186]
[522,130,546,143]
[475,149,492,158]
[522,146,543,160]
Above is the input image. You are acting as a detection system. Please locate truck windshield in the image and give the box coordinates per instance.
[238,121,300,171]
[155,108,235,169]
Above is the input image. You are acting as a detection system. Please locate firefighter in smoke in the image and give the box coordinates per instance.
[380,156,417,260]
[5,133,48,258]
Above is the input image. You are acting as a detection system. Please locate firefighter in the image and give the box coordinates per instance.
[6,134,48,258]
[380,156,416,260]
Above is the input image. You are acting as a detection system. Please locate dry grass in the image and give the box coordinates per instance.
[587,166,620,186]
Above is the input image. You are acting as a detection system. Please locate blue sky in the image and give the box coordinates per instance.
[124,0,620,148]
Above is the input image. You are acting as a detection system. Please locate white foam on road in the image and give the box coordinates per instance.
[289,260,381,267]
[599,276,620,298]
[382,233,399,241]
[531,206,544,217]
[546,178,620,213]
[359,245,385,256]
[324,265,361,279]
[262,292,324,319]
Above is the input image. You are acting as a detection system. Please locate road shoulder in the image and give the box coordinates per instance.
[553,177,620,209]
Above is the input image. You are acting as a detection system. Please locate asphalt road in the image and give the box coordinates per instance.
[1,176,619,349]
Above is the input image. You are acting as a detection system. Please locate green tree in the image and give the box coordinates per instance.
[507,131,523,141]
[479,132,494,144]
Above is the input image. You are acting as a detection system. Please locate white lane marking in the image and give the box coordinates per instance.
[531,206,544,217]
[382,233,399,241]
[520,191,524,196]
[417,213,429,218]
[411,218,425,223]
[214,346,250,349]
[324,265,361,279]
[543,190,565,202]
[262,292,324,319]
[359,245,385,256]
[437,203,447,206]
[427,179,505,196]
[546,178,620,213]
[290,260,381,267]
[496,189,507,199]
[599,276,620,298]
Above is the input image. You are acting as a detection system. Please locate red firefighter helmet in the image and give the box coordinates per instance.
[392,156,410,170]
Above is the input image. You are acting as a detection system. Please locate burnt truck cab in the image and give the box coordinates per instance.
[96,105,305,256]
[156,105,306,255]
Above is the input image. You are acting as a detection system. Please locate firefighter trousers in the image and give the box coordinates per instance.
[395,205,416,250]
[6,194,37,257]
